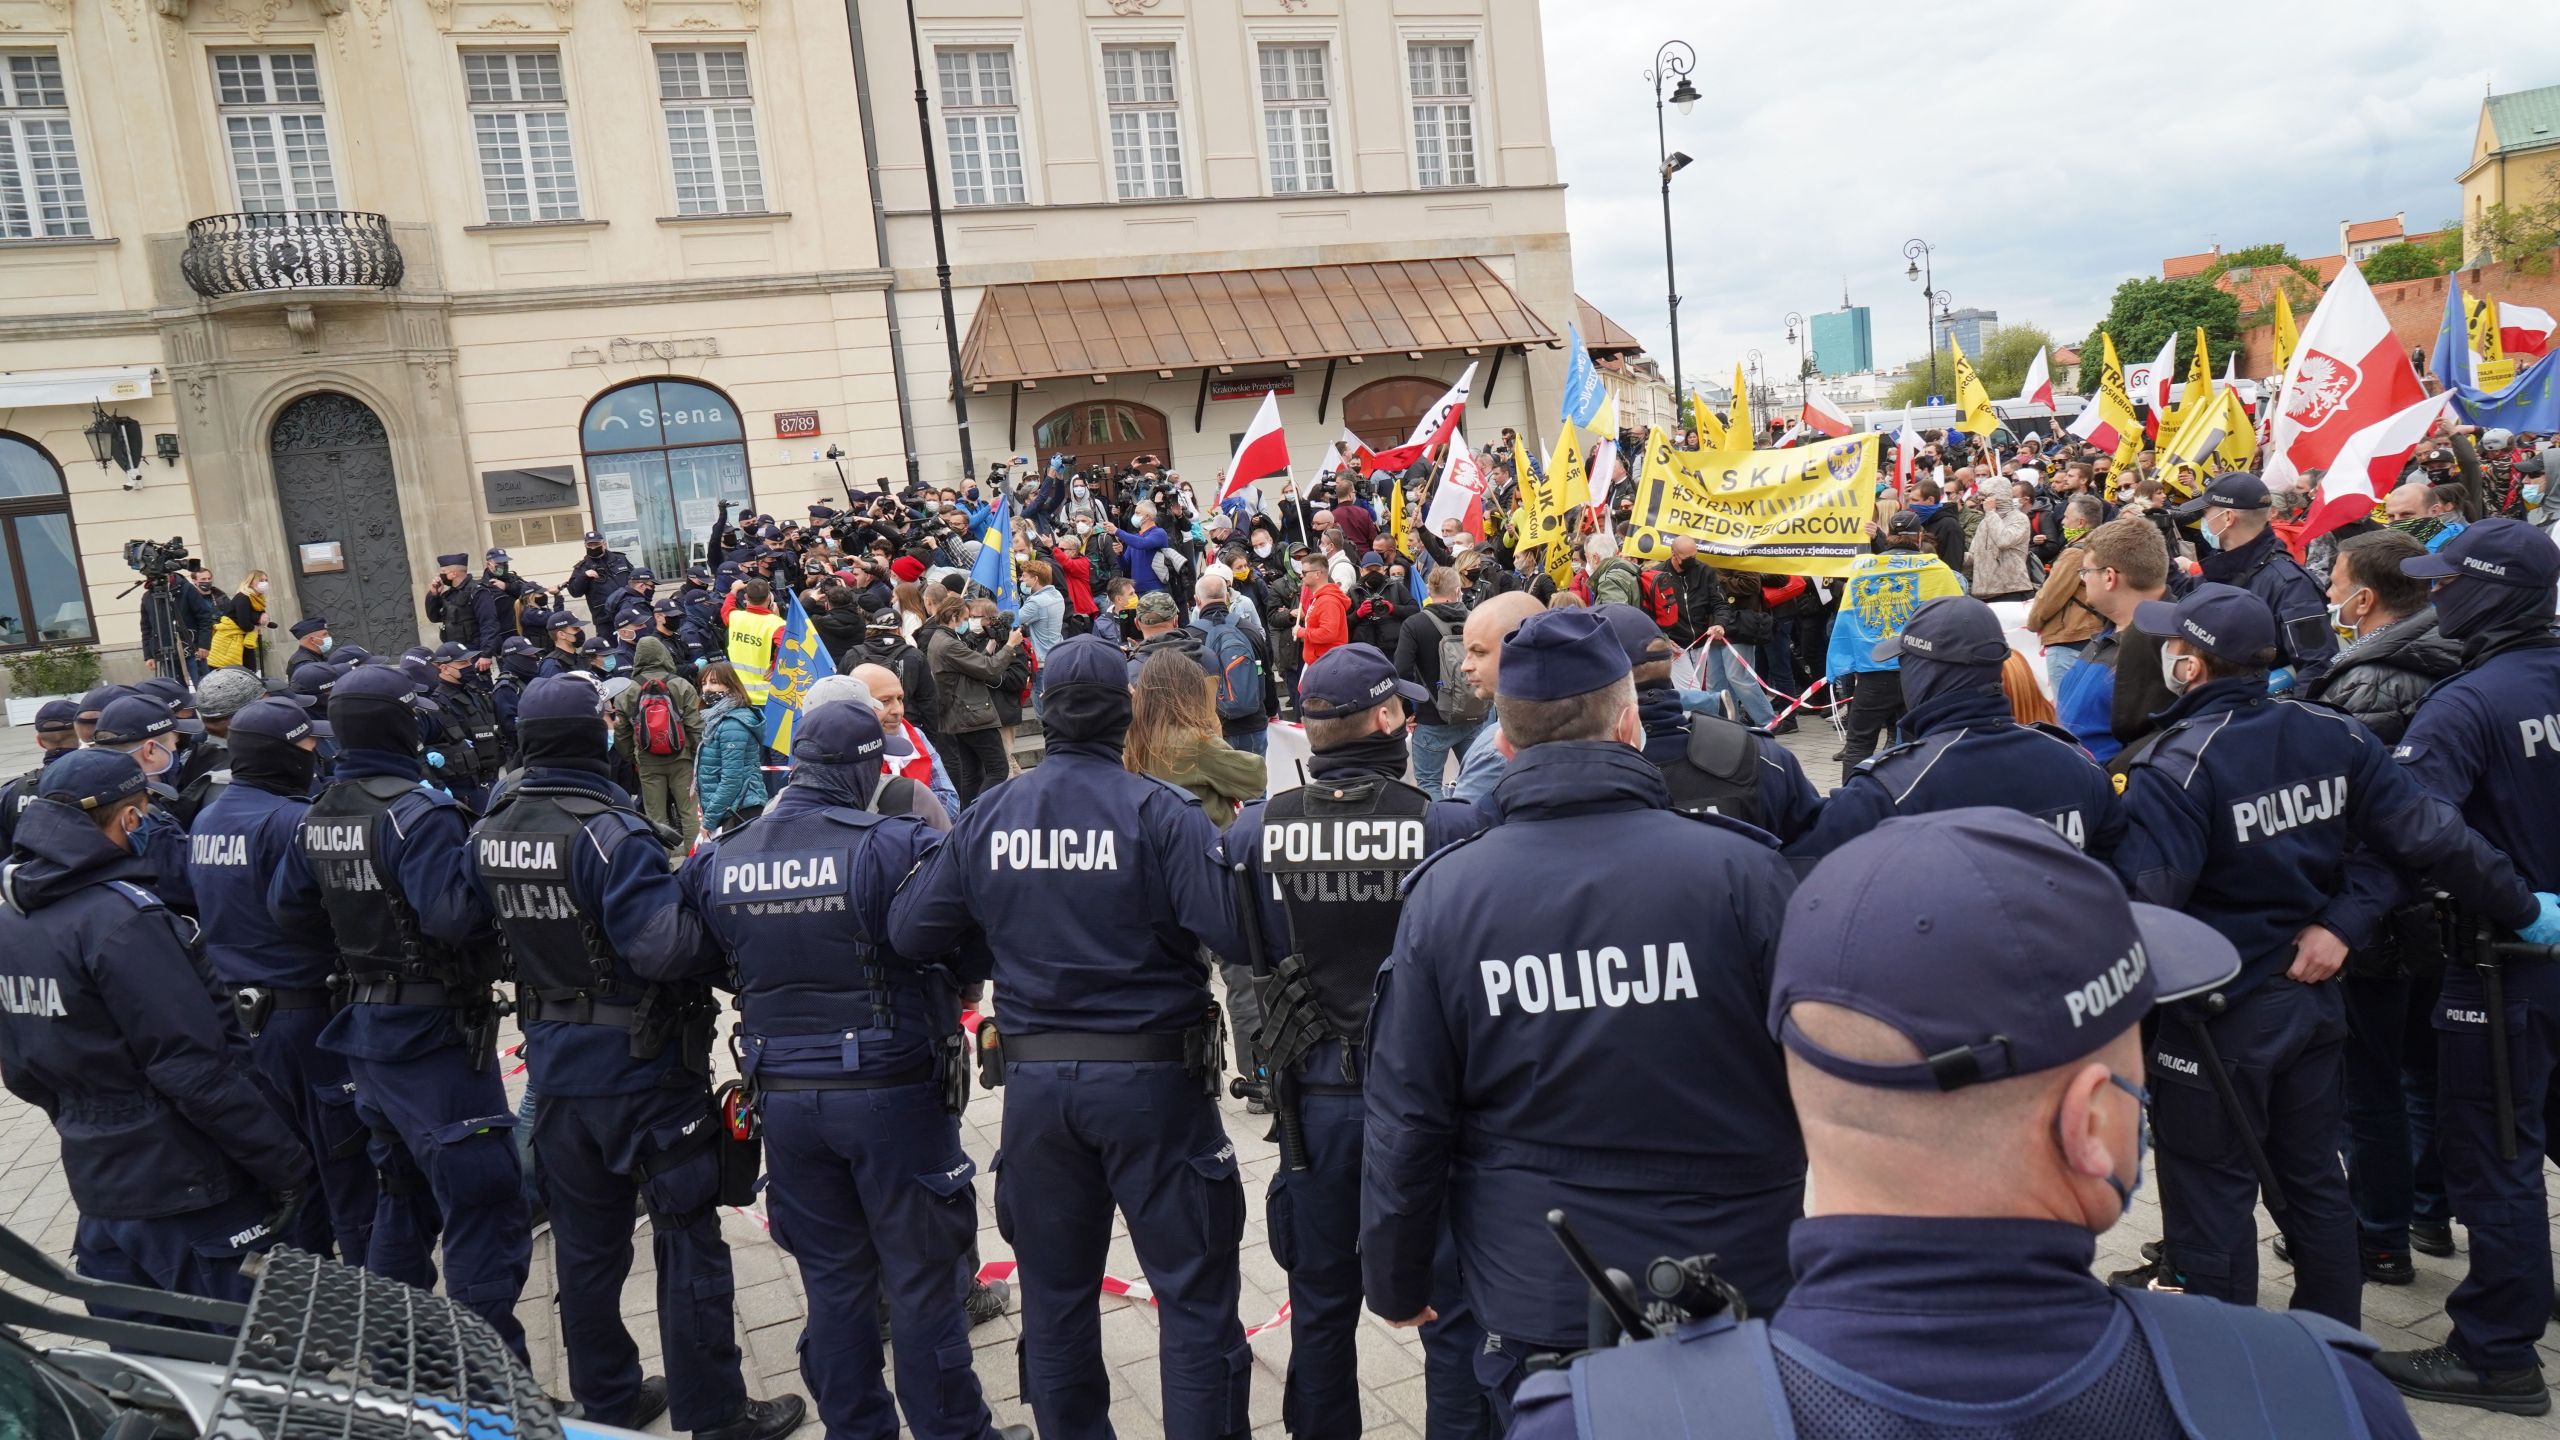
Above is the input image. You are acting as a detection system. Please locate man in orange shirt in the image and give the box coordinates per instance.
[1295,549,1351,667]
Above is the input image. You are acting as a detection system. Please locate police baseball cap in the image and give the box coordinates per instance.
[1773,808,2240,1090]
[332,664,420,707]
[289,615,329,638]
[791,699,913,765]
[436,552,470,568]
[631,567,657,584]
[195,667,266,720]
[91,695,182,747]
[136,676,192,712]
[77,684,130,720]
[1134,591,1181,624]
[486,547,511,564]
[431,642,474,665]
[1591,603,1674,666]
[2398,515,2560,589]
[1875,595,2010,664]
[1041,633,1133,691]
[335,644,375,666]
[583,530,606,544]
[548,612,583,632]
[37,747,147,812]
[499,635,540,658]
[1497,608,1631,702]
[2131,582,2278,668]
[578,636,609,656]
[518,675,605,724]
[288,663,342,706]
[2170,472,2270,519]
[1300,643,1426,720]
[31,698,77,734]
[229,696,316,747]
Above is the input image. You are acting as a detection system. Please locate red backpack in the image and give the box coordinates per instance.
[1636,567,1682,631]
[636,678,687,757]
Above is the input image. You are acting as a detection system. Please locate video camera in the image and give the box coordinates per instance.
[123,536,192,581]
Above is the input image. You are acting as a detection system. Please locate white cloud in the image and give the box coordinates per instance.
[1543,0,2554,390]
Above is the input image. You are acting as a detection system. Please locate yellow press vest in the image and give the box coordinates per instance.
[725,608,786,704]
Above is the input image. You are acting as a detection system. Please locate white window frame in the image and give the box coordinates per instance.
[1256,42,1335,195]
[0,51,89,239]
[1406,40,1479,190]
[212,49,340,214]
[655,44,766,217]
[1101,42,1184,200]
[462,48,582,225]
[935,46,1025,208]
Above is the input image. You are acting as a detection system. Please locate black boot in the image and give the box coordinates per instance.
[2409,1217,2456,1257]
[966,1276,1011,1327]
[558,1376,667,1429]
[2107,1255,2183,1292]
[2371,1346,2550,1416]
[695,1394,810,1440]
[2269,1234,2414,1285]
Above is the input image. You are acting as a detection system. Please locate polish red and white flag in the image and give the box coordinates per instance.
[2017,347,2054,408]
[2263,263,2427,497]
[1801,389,1855,438]
[2298,392,2454,542]
[1217,389,1289,504]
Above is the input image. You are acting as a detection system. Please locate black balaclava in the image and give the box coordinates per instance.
[1309,726,1409,782]
[230,732,318,797]
[2433,572,2556,654]
[1040,681,1131,753]
[1897,654,2007,711]
[329,698,419,756]
[790,758,885,808]
[519,712,611,778]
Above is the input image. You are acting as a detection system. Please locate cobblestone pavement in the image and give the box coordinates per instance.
[0,718,2554,1437]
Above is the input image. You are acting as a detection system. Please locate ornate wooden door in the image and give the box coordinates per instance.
[270,392,419,656]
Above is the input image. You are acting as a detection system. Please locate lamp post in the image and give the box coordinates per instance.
[1745,348,1767,430]
[1903,237,1943,397]
[1647,41,1699,410]
[1782,310,1808,411]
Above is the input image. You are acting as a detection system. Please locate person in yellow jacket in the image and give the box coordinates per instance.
[723,578,786,706]
[208,570,273,671]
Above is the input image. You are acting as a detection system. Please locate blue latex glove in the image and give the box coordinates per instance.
[2522,893,2560,947]
[425,750,446,770]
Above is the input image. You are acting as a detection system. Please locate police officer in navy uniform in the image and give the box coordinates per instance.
[0,699,82,853]
[688,701,1025,1440]
[431,643,506,807]
[1595,605,1821,840]
[89,693,203,914]
[2175,473,2339,686]
[1508,809,2424,1440]
[1215,643,1493,1440]
[1363,607,1805,1416]
[888,633,1249,1440]
[1785,595,2125,862]
[494,635,542,760]
[566,530,635,635]
[186,698,377,1263]
[0,748,312,1304]
[269,663,534,1355]
[2108,582,2560,1326]
[2368,519,2560,1414]
[472,676,803,1440]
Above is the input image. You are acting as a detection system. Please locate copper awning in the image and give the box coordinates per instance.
[1575,295,1644,356]
[959,257,1562,388]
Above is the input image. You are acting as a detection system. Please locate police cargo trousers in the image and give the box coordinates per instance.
[995,1061,1249,1440]
[247,1005,380,1265]
[346,1046,535,1358]
[2435,957,2560,1374]
[537,1084,748,1431]
[759,1080,999,1440]
[2147,980,2359,1327]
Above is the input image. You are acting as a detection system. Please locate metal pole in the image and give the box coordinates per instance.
[905,0,974,480]
[1905,238,1937,398]
[846,0,920,486]
[1648,41,1695,414]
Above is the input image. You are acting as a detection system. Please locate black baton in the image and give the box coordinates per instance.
[1227,861,1310,1172]
[2478,936,2557,1163]
[2180,996,2287,1214]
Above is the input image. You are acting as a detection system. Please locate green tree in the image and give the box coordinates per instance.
[2074,277,2242,395]
[2202,243,2321,288]
[1881,324,2054,408]
[2357,240,2444,284]
[2472,200,2560,274]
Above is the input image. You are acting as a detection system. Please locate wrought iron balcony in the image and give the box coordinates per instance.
[180,210,405,298]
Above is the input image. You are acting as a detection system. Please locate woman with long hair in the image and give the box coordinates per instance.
[2000,648,2056,728]
[210,568,274,672]
[1124,649,1264,825]
[894,581,931,640]
[694,659,769,835]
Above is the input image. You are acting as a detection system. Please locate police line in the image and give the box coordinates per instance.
[1620,430,1882,577]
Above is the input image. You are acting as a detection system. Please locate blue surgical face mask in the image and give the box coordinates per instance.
[2062,1072,2153,1217]
[2197,513,2225,550]
[2526,484,2546,507]
[318,635,335,653]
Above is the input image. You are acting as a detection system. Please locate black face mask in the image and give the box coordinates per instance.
[1310,727,1409,782]
[2432,575,2551,645]
[230,732,317,797]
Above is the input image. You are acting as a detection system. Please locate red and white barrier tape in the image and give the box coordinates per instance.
[1684,636,1837,725]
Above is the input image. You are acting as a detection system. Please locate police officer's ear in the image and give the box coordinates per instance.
[1610,696,1642,750]
[94,794,146,852]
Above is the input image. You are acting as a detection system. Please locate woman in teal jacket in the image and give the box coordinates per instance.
[694,660,768,833]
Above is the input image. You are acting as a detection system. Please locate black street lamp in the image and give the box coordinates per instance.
[1647,40,1699,411]
[1903,237,1945,397]
[1783,310,1809,407]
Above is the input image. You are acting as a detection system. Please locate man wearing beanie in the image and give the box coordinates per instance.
[271,664,531,1353]
[0,747,310,1303]
[688,700,1022,1440]
[1216,643,1492,1440]
[467,676,804,1440]
[1783,595,2124,863]
[188,698,377,1262]
[889,634,1249,1440]
[1361,606,1807,1415]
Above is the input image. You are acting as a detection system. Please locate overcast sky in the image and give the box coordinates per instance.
[1540,1,2560,388]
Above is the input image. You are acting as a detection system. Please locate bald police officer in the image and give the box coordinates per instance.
[888,633,1248,1440]
[1363,607,1804,1415]
[1511,809,2422,1440]
[1216,643,1492,1440]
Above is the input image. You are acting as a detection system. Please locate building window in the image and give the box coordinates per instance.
[1408,42,1478,189]
[0,54,89,239]
[936,47,1025,208]
[213,50,338,213]
[1102,44,1183,199]
[580,378,754,579]
[463,49,581,224]
[656,46,764,215]
[1258,43,1334,194]
[1033,400,1169,475]
[0,435,92,650]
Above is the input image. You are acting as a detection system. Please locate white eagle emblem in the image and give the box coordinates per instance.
[2282,349,2361,431]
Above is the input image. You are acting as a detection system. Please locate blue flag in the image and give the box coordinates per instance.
[1561,323,1606,431]
[971,492,1018,612]
[2450,350,2560,434]
[760,588,837,756]
[2430,279,2469,391]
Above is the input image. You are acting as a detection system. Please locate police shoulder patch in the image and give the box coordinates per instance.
[1855,736,1925,773]
[103,880,165,911]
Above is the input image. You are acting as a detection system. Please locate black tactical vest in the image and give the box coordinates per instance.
[300,777,436,977]
[1260,776,1434,1043]
[444,684,504,781]
[0,766,42,852]
[1659,716,1762,828]
[473,788,615,999]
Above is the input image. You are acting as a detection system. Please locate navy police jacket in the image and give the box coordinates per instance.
[886,740,1239,1035]
[1635,687,1823,842]
[0,798,310,1219]
[2200,528,2339,684]
[189,780,338,990]
[687,782,966,1081]
[2390,637,2560,889]
[1786,685,2126,864]
[2115,676,2537,996]
[1362,741,1803,1346]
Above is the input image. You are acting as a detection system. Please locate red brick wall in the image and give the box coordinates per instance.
[2236,249,2560,377]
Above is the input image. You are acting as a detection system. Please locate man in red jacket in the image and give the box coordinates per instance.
[1295,549,1351,667]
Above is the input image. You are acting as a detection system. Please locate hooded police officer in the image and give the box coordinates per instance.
[0,747,310,1302]
[2368,519,2560,1415]
[269,663,532,1355]
[1363,607,1805,1415]
[1785,595,2125,862]
[1215,643,1493,1440]
[186,698,376,1263]
[887,633,1249,1440]
[2109,582,2560,1326]
[1510,809,2423,1440]
[2174,473,2338,686]
[0,698,82,853]
[470,675,803,1440]
[1594,603,1821,840]
[687,701,1024,1440]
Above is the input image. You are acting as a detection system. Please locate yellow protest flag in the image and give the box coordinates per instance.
[1729,363,1755,449]
[1386,472,1409,558]
[1534,423,1584,588]
[2167,327,2213,433]
[1690,391,1726,451]
[1624,432,1880,576]
[2093,332,2140,470]
[2212,385,2258,471]
[1949,336,1997,436]
[2270,287,2299,378]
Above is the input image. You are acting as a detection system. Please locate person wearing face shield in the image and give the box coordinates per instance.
[2171,473,2338,687]
[2107,582,2560,1330]
[1507,809,2424,1440]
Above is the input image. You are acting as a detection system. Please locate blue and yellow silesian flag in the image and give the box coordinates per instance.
[971,493,1017,611]
[1825,550,1964,679]
[760,588,836,756]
